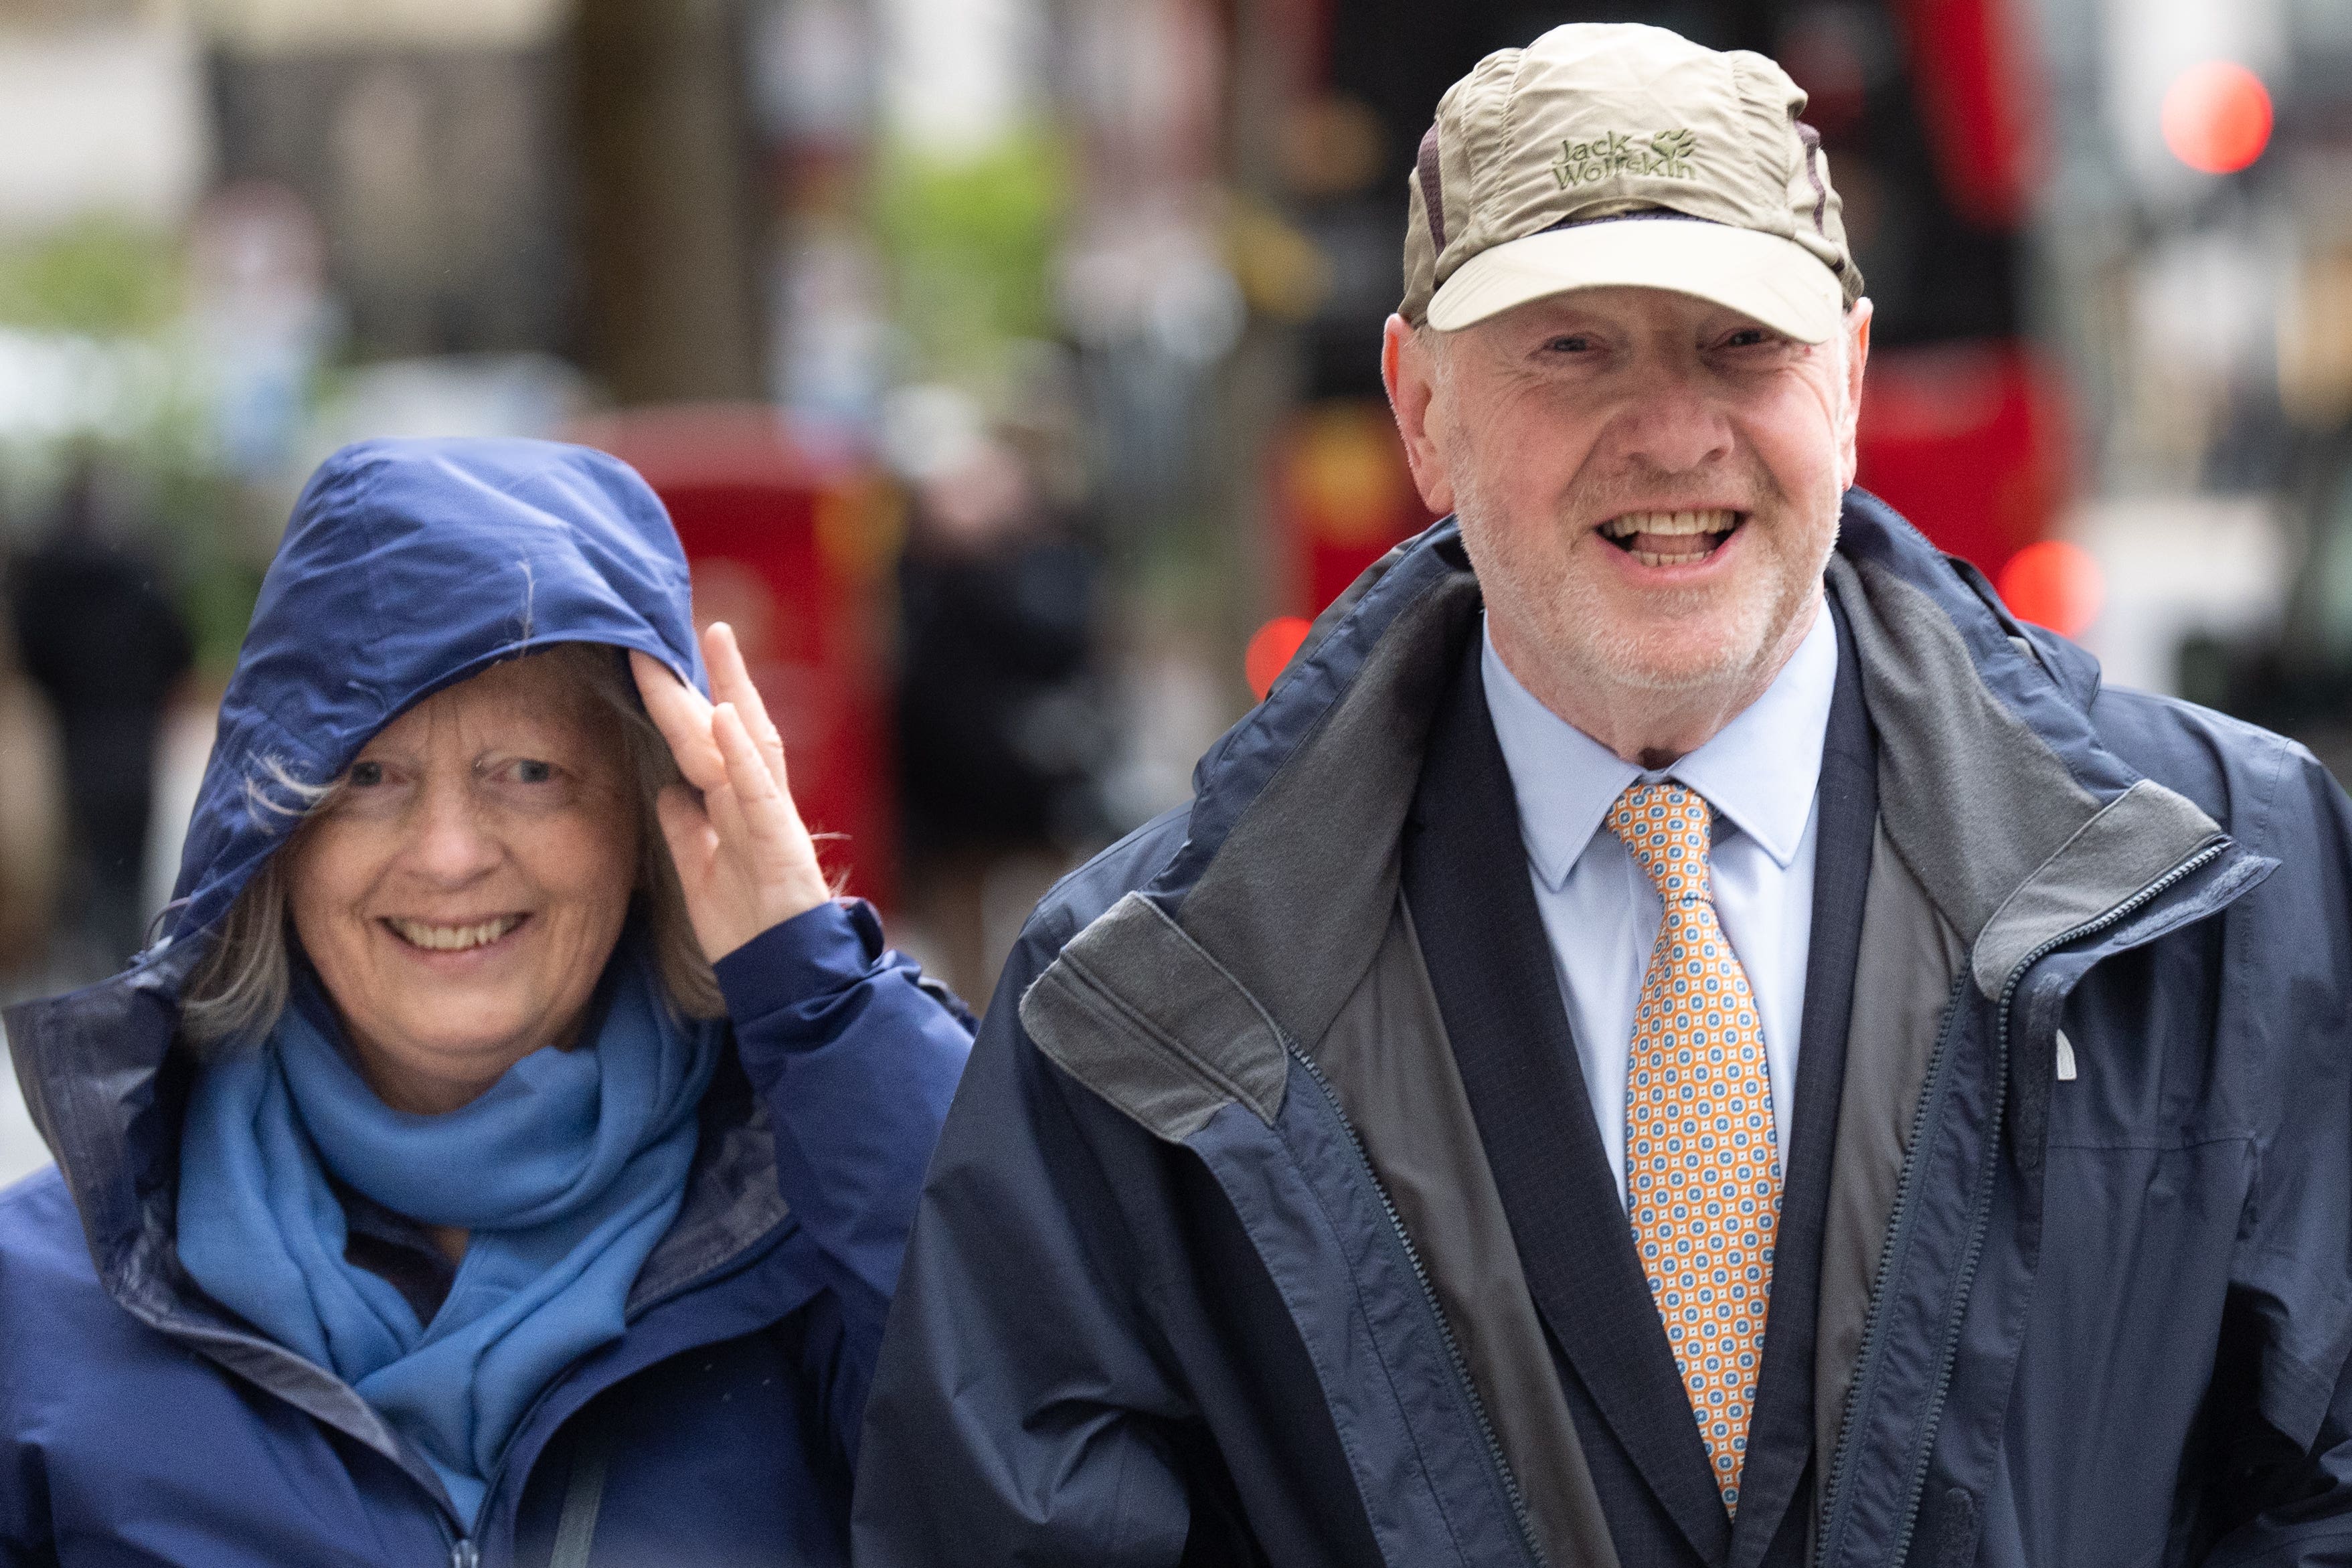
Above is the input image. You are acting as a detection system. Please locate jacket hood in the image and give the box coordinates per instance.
[165,436,709,948]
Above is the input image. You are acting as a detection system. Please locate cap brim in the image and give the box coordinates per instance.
[1426,219,1845,343]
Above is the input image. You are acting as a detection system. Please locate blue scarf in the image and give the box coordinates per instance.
[177,947,721,1525]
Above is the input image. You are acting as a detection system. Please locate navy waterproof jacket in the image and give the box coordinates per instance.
[855,496,2352,1565]
[0,439,972,1567]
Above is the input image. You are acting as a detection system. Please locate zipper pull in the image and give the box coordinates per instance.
[2054,1029,2078,1082]
[449,1539,479,1568]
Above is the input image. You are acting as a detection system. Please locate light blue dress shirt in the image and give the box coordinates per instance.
[1479,603,1839,1207]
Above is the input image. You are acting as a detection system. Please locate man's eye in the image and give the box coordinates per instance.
[1722,329,1772,349]
[347,760,385,788]
[1545,335,1594,353]
[514,759,555,785]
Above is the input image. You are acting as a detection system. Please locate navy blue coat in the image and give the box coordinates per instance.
[855,497,2352,1566]
[0,439,972,1567]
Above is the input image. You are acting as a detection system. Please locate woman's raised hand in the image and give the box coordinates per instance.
[632,624,833,962]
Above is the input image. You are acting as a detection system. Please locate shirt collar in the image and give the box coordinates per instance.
[1480,601,1839,892]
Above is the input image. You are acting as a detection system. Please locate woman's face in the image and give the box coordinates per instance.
[285,654,639,1114]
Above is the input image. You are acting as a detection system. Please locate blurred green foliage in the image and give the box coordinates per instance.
[0,221,268,673]
[0,218,183,337]
[872,129,1068,381]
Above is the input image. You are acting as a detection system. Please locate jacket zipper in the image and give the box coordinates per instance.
[1879,840,2228,1563]
[1285,1039,1548,1567]
[1811,971,1969,1563]
[1813,839,2228,1566]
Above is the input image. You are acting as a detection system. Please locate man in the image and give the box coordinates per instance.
[855,23,2352,1567]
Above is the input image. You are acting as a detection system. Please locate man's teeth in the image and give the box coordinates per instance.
[1600,509,1738,566]
[390,916,523,951]
[1598,509,1739,539]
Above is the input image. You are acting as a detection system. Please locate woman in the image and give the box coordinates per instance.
[0,438,972,1566]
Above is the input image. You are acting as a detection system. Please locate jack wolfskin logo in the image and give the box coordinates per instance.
[1553,128,1701,188]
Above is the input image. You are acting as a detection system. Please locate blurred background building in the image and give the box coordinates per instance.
[1,0,2347,1181]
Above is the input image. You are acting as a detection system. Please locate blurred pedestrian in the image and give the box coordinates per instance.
[0,440,971,1565]
[895,430,1106,1005]
[0,590,64,980]
[855,23,2352,1564]
[7,456,192,968]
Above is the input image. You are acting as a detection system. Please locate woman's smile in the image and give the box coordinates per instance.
[381,913,529,954]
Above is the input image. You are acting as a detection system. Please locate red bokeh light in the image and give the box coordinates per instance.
[2161,60,2273,175]
[1996,539,2106,636]
[1245,616,1313,701]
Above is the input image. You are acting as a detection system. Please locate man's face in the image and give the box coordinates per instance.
[1385,285,1870,707]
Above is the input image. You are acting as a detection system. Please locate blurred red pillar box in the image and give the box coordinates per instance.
[570,405,904,909]
[1272,398,1436,619]
[1855,342,2072,584]
[1252,398,1435,697]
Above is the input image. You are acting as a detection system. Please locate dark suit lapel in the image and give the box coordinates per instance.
[1726,594,1876,1568]
[1404,637,1731,1567]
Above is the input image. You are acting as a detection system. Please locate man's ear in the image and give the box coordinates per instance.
[1837,298,1873,489]
[1382,314,1457,517]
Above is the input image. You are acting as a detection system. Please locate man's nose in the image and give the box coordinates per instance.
[1606,364,1735,474]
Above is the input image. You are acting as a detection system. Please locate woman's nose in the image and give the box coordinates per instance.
[406,781,502,883]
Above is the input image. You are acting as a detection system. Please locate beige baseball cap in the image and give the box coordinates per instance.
[1400,23,1863,343]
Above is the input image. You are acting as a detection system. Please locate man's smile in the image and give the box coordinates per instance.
[1597,508,1744,568]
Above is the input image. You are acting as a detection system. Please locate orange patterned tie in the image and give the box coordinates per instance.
[1606,781,1781,1514]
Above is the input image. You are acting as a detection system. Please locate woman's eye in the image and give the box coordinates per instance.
[347,760,385,788]
[513,759,555,785]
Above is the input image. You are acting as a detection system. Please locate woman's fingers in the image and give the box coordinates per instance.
[639,638,829,956]
[702,775,757,870]
[714,700,829,924]
[629,650,725,790]
[703,624,790,786]
[635,634,788,796]
[715,702,803,863]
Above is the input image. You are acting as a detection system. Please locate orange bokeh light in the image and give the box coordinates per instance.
[1245,616,1313,701]
[1996,539,2106,636]
[2161,60,2273,175]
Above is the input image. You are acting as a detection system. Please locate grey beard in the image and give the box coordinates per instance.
[1453,462,1836,701]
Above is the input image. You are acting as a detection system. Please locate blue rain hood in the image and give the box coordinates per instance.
[168,437,708,947]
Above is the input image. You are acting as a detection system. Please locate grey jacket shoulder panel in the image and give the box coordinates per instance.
[1019,548,1483,1147]
[1020,891,1289,1142]
[1179,569,1482,1053]
[1972,779,2224,997]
